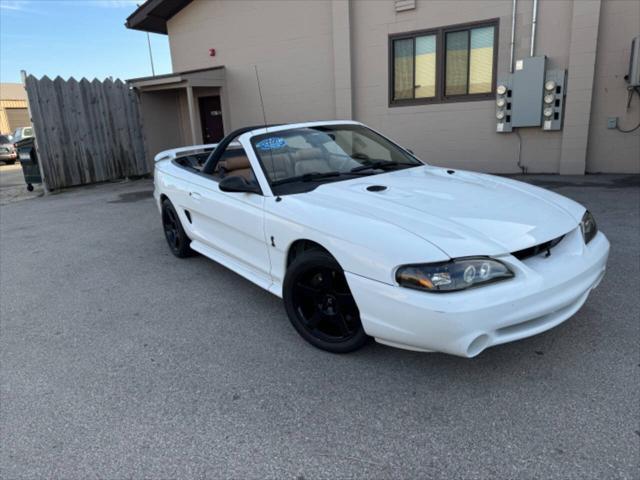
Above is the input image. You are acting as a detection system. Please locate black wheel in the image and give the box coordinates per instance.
[6,160,16,165]
[26,184,34,192]
[161,199,193,258]
[283,250,368,353]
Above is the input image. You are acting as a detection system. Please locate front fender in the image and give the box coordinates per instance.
[264,195,449,292]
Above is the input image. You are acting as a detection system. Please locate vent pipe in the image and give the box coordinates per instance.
[530,0,538,57]
[510,0,517,72]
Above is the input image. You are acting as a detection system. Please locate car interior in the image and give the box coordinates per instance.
[176,144,361,183]
[214,148,255,181]
[173,128,377,190]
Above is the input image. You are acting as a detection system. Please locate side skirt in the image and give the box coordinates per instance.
[190,240,283,298]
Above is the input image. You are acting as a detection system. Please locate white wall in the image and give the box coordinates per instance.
[350,0,579,173]
[139,90,186,158]
[587,0,640,173]
[167,0,337,130]
[163,0,639,173]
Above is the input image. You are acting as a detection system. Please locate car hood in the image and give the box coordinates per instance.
[299,166,583,258]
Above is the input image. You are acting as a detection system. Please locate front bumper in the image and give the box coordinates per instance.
[346,228,610,357]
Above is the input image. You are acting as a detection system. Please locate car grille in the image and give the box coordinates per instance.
[511,235,565,261]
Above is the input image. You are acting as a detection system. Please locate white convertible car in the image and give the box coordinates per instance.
[153,121,609,357]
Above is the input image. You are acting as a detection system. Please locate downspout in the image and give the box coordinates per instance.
[510,0,517,72]
[509,0,526,173]
[530,0,538,57]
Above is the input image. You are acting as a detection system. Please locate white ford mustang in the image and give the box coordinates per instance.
[153,120,609,357]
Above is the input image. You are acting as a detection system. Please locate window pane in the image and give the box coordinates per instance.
[445,30,469,96]
[469,26,494,93]
[394,38,414,100]
[415,35,436,98]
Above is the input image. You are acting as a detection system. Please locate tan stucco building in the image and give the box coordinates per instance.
[126,0,640,174]
[0,83,30,135]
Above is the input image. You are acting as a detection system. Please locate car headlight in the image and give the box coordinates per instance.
[580,210,597,244]
[396,258,514,293]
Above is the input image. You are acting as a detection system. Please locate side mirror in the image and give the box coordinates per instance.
[219,175,260,194]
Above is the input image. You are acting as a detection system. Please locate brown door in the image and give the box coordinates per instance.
[198,96,224,143]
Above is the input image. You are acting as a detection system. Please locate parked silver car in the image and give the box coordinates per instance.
[0,134,17,165]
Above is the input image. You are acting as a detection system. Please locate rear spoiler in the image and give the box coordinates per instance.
[153,143,218,163]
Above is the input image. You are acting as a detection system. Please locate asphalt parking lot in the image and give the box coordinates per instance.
[0,163,43,205]
[1,174,639,479]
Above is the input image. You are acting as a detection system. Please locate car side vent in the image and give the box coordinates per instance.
[184,210,192,223]
[512,235,564,261]
[367,185,387,192]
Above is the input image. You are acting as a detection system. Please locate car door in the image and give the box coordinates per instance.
[182,144,271,284]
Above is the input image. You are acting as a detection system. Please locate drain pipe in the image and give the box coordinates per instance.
[509,0,526,173]
[530,0,538,57]
[510,0,517,72]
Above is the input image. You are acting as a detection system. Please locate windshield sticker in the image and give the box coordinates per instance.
[256,137,286,151]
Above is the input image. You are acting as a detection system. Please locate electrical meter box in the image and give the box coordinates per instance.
[495,78,513,133]
[511,56,546,127]
[541,69,567,131]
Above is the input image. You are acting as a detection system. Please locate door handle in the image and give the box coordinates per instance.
[189,191,203,200]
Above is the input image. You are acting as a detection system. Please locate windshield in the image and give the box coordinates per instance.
[250,124,422,193]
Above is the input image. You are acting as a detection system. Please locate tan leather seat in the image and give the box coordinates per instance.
[292,148,332,176]
[261,151,293,180]
[217,155,255,181]
[328,153,357,170]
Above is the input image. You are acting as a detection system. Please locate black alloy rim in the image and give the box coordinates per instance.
[292,266,361,342]
[163,206,181,252]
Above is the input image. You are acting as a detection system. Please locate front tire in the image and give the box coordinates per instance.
[283,250,368,353]
[161,199,193,258]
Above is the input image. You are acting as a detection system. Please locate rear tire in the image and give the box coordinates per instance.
[161,199,193,258]
[283,250,368,353]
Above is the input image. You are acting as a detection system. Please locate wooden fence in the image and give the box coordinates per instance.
[24,75,149,190]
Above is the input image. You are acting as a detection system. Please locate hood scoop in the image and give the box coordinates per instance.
[366,185,387,192]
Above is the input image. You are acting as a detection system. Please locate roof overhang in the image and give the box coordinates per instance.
[127,66,226,92]
[125,0,193,34]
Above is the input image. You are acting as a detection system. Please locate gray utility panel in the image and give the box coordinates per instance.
[511,56,546,127]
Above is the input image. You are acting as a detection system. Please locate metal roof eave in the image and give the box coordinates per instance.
[125,0,193,34]
[126,66,226,91]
